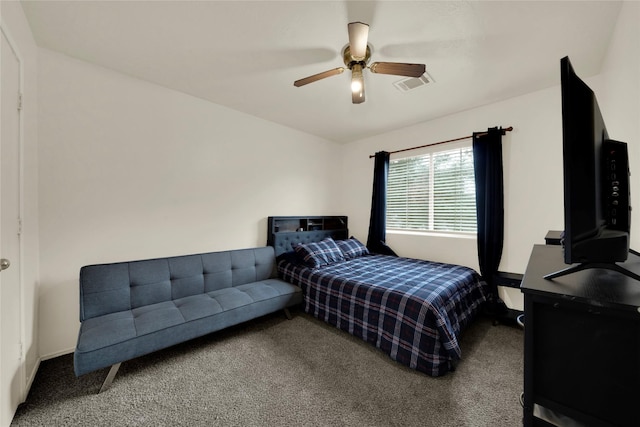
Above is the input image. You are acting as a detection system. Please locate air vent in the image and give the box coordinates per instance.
[393,72,434,92]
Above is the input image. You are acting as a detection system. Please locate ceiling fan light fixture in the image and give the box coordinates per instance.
[351,63,364,93]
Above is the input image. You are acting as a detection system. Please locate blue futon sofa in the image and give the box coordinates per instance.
[74,246,302,392]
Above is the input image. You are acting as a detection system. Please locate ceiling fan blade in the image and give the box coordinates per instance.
[369,62,426,78]
[348,22,369,61]
[293,67,345,87]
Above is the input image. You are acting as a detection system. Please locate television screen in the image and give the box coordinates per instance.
[545,57,636,281]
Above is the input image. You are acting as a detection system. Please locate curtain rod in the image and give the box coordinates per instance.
[368,126,513,158]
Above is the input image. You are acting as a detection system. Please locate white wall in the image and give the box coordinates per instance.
[0,0,41,396]
[37,49,343,358]
[601,1,640,251]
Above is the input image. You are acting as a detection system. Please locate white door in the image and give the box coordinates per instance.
[0,27,24,426]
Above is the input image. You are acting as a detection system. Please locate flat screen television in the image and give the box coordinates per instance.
[545,56,638,281]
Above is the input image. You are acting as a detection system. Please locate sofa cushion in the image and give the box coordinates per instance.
[169,255,206,299]
[235,279,299,302]
[173,294,224,322]
[201,248,275,291]
[129,259,172,308]
[76,311,136,353]
[80,263,131,320]
[207,287,254,311]
[202,251,233,292]
[132,301,185,336]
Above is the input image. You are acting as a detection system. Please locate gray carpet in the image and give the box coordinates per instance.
[12,311,524,426]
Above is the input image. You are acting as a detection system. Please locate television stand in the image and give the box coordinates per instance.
[522,245,640,427]
[544,248,640,281]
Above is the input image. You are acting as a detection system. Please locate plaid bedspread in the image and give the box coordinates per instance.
[278,254,488,376]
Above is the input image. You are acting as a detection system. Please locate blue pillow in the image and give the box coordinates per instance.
[293,238,345,268]
[336,237,370,259]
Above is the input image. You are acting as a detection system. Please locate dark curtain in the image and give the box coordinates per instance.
[367,151,398,256]
[473,127,507,311]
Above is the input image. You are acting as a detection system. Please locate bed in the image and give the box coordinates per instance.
[270,222,489,377]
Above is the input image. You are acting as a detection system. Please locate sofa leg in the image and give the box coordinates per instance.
[283,308,292,320]
[98,362,122,393]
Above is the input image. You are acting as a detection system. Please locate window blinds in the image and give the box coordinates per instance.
[387,146,477,233]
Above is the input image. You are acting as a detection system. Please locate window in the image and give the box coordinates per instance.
[387,144,477,233]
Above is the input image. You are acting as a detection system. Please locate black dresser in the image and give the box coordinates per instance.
[521,244,640,426]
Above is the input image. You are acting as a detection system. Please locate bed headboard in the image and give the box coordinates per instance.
[267,216,348,257]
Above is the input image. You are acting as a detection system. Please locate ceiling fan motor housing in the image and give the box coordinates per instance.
[343,45,371,70]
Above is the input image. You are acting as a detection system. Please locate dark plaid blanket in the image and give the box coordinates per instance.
[278,254,488,376]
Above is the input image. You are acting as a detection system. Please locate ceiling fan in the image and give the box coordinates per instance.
[293,22,426,104]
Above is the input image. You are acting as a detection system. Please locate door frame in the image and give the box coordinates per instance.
[1,19,27,408]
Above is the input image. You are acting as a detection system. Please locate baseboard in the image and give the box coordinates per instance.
[21,348,74,404]
[23,357,41,402]
[40,347,75,362]
[20,349,75,403]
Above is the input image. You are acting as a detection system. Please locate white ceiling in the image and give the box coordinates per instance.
[20,0,622,143]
